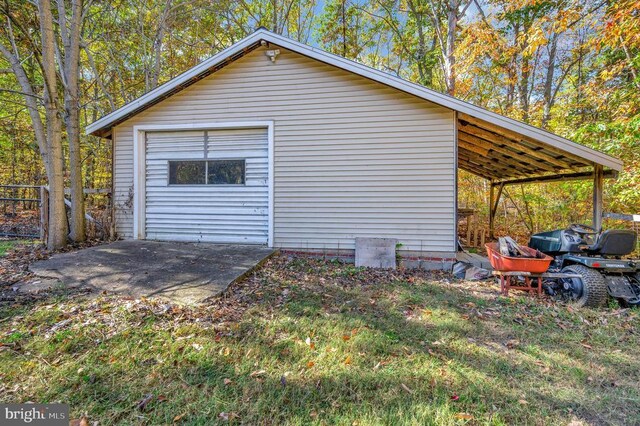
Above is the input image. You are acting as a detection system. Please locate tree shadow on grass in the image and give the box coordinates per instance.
[1,257,638,425]
[255,271,640,425]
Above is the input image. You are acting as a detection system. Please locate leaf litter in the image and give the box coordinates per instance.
[0,253,638,424]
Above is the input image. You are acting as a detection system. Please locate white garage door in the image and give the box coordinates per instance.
[144,128,269,244]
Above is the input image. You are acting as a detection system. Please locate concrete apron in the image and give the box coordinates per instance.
[28,240,276,305]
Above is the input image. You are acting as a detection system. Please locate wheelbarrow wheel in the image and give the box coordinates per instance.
[561,264,608,308]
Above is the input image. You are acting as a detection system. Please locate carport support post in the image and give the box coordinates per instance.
[489,181,504,240]
[593,164,604,231]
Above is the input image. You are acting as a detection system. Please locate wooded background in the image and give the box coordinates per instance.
[0,0,638,246]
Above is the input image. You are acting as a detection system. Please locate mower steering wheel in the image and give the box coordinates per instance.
[568,223,599,234]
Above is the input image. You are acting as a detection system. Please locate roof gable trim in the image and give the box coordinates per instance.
[86,29,622,171]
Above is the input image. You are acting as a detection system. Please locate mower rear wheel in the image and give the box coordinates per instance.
[561,264,608,308]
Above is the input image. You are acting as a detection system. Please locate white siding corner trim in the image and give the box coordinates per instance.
[453,111,459,251]
[132,121,275,247]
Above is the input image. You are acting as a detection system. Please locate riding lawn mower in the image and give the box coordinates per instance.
[528,224,640,308]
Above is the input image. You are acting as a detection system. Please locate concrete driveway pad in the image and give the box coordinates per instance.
[29,240,276,304]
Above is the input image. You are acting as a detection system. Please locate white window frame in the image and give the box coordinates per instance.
[167,159,247,186]
[133,121,274,247]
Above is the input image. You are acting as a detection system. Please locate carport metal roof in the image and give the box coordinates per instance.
[455,113,618,183]
[454,104,616,235]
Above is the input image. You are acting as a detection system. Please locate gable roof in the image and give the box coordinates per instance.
[86,28,622,172]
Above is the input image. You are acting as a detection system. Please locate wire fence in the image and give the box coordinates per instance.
[0,185,113,241]
[0,185,42,239]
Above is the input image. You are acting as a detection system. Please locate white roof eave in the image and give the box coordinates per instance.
[86,29,623,172]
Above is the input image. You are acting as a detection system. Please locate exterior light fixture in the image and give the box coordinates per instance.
[265,49,280,63]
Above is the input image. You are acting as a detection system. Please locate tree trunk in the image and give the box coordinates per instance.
[149,0,173,90]
[541,34,558,128]
[39,0,68,249]
[444,0,457,96]
[427,0,470,96]
[518,61,530,122]
[407,0,435,87]
[505,23,520,112]
[60,0,86,242]
[518,18,533,123]
[341,0,347,57]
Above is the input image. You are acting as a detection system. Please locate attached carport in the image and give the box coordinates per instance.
[454,112,622,239]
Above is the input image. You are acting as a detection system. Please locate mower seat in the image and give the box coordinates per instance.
[587,229,637,256]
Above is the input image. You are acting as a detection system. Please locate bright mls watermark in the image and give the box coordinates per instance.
[1,404,68,425]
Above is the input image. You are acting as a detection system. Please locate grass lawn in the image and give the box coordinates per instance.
[0,255,638,425]
[0,240,17,256]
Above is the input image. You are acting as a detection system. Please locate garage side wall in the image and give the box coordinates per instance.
[112,46,456,255]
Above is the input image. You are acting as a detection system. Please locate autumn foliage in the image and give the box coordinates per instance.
[0,0,638,242]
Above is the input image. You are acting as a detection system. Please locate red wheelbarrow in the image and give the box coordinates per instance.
[485,242,553,296]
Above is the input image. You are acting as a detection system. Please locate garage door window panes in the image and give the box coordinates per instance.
[208,160,245,185]
[169,161,205,185]
[168,160,245,185]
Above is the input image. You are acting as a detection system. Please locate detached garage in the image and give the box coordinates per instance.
[87,28,622,267]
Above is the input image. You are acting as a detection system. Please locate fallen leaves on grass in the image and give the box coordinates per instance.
[0,241,47,287]
[401,383,414,394]
[506,339,520,349]
[173,412,187,422]
[305,336,315,350]
[69,417,91,426]
[1,238,104,291]
[373,360,391,370]
[534,360,551,373]
[2,253,639,425]
[137,393,154,411]
[454,413,474,420]
[219,412,239,421]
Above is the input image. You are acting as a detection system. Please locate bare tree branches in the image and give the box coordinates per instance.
[0,88,44,99]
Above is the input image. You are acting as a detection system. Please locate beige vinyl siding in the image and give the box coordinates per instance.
[112,45,456,254]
